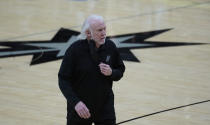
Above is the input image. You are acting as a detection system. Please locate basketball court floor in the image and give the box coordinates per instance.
[0,0,210,124]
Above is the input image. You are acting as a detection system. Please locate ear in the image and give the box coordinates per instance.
[86,30,92,39]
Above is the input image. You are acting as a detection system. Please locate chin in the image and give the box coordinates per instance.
[101,39,105,44]
[95,39,105,46]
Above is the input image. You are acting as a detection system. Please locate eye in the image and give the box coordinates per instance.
[98,27,106,32]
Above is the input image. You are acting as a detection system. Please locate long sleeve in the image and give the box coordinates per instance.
[58,45,80,108]
[109,42,125,81]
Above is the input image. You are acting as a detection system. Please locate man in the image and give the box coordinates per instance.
[58,15,125,125]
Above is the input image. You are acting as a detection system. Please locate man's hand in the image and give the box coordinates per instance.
[99,63,112,76]
[75,101,91,119]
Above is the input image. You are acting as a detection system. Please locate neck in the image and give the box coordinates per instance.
[95,43,101,48]
[87,39,101,48]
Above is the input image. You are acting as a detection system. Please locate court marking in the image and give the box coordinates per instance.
[1,28,208,65]
[1,1,209,41]
[116,100,210,125]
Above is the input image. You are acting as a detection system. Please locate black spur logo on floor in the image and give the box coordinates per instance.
[0,28,205,65]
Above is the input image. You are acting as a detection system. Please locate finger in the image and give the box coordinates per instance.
[77,111,83,118]
[75,107,86,118]
[99,63,107,68]
[80,104,91,119]
[102,68,110,73]
[101,69,107,75]
[101,65,109,71]
[100,67,106,72]
[99,65,105,70]
[99,67,106,73]
[102,71,108,76]
[76,108,86,119]
[82,105,91,118]
[81,108,90,119]
[75,102,89,119]
[102,68,112,76]
[80,109,88,119]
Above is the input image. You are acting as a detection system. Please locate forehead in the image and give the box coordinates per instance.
[90,20,106,29]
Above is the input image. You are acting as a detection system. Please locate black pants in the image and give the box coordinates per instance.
[67,119,116,125]
[67,91,116,125]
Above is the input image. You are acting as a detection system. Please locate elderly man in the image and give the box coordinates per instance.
[58,15,125,125]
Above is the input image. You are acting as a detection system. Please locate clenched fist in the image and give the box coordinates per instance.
[99,63,112,76]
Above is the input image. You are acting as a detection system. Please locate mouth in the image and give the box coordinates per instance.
[101,37,105,40]
[101,38,105,42]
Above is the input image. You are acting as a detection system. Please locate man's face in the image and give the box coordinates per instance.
[90,20,106,48]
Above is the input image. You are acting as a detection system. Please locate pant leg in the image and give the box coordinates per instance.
[67,119,92,125]
[101,90,116,120]
[94,119,116,125]
[94,90,116,125]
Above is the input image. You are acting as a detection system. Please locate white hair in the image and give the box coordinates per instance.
[77,14,104,40]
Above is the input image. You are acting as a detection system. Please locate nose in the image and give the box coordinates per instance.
[102,29,106,36]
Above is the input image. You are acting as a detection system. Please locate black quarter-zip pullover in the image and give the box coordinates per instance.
[58,39,125,122]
